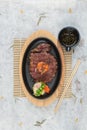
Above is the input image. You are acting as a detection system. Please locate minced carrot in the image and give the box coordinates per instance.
[44,86,50,93]
[37,62,48,74]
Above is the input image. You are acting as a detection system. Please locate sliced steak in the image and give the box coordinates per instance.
[31,43,51,53]
[29,43,58,83]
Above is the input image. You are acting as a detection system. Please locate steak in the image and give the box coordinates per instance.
[31,43,51,53]
[29,43,58,83]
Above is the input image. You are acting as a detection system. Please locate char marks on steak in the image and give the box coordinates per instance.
[31,43,51,53]
[29,43,58,83]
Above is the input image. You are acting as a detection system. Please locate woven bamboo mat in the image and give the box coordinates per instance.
[13,39,72,98]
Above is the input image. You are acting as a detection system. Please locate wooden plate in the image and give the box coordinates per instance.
[19,30,65,106]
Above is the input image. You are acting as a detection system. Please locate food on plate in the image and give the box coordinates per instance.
[31,43,51,53]
[37,61,49,74]
[33,82,50,96]
[29,43,58,83]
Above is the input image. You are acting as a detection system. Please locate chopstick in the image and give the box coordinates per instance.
[54,59,81,113]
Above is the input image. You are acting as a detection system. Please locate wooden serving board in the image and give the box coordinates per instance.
[19,30,65,107]
[14,41,72,99]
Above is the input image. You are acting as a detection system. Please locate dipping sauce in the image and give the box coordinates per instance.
[58,27,80,51]
[60,30,77,45]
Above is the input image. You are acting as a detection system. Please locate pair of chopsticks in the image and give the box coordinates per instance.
[54,59,81,113]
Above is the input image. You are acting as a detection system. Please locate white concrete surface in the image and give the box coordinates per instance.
[0,0,87,130]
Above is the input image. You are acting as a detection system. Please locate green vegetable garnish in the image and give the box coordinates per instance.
[40,82,45,88]
[39,87,43,91]
[33,82,49,96]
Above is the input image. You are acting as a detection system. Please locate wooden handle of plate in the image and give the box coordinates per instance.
[54,59,81,113]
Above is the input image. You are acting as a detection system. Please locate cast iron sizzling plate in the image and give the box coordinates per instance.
[22,37,62,99]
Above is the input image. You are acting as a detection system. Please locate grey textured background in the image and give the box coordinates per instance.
[0,0,87,130]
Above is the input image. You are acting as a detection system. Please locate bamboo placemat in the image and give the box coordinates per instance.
[13,39,72,98]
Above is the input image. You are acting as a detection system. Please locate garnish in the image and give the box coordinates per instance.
[44,85,50,93]
[37,62,49,74]
[33,82,50,96]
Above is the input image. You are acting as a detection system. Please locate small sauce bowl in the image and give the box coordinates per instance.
[58,26,80,51]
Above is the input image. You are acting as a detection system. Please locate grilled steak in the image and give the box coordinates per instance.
[31,43,51,53]
[29,43,58,83]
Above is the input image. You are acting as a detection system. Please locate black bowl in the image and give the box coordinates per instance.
[22,37,62,99]
[58,26,80,51]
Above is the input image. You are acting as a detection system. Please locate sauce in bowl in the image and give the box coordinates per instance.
[58,27,80,51]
